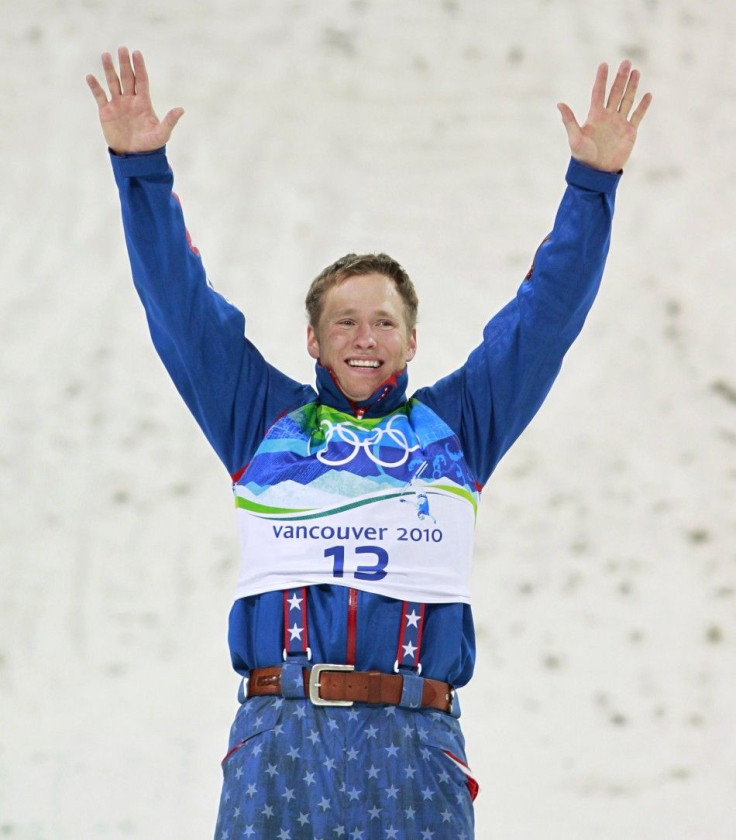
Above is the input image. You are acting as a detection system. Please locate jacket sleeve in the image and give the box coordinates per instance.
[413,158,621,486]
[110,147,315,475]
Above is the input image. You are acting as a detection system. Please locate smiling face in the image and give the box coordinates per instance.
[306,272,417,403]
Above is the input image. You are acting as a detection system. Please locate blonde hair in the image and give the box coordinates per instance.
[305,253,418,331]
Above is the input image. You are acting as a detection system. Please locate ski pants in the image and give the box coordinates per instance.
[214,694,477,839]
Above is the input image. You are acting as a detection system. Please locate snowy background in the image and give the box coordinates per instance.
[2,1,735,837]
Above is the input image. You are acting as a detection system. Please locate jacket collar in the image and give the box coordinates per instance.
[315,362,408,418]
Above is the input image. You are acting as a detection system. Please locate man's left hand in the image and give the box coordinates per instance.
[558,60,652,173]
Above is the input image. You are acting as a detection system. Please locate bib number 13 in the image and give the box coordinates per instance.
[325,545,388,582]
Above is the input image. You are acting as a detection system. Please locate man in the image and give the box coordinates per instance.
[87,48,651,839]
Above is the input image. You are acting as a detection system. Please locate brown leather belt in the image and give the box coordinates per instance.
[247,664,454,713]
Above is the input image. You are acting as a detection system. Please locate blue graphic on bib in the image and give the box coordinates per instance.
[239,400,478,508]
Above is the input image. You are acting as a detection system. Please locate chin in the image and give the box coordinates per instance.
[342,375,382,401]
[344,389,375,403]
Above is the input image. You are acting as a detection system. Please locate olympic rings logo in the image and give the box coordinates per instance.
[309,416,420,467]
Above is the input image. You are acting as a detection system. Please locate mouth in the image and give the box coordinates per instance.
[346,358,382,369]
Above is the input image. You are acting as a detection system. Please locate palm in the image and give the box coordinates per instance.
[570,111,638,173]
[558,61,652,173]
[97,94,166,153]
[87,48,183,154]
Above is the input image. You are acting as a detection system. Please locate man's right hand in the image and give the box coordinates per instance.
[86,47,184,154]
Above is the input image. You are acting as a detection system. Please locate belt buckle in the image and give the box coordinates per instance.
[308,663,355,707]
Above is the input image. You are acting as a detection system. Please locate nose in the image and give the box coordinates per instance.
[354,322,376,348]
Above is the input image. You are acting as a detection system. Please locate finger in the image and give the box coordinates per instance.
[101,51,122,97]
[606,59,632,110]
[161,107,185,136]
[86,74,109,108]
[618,68,640,116]
[557,102,581,143]
[589,62,609,111]
[118,46,135,95]
[629,91,653,130]
[132,50,150,98]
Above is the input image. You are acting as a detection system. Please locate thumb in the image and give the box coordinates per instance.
[558,102,587,157]
[161,106,185,136]
[557,102,579,141]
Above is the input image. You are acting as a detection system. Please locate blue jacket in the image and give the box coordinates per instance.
[111,148,619,689]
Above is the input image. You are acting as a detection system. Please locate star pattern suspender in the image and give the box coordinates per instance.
[395,601,425,673]
[395,600,427,710]
[281,587,311,699]
[283,588,310,659]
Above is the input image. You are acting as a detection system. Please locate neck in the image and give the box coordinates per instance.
[315,363,408,418]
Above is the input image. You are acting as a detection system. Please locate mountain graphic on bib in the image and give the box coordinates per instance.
[237,400,478,514]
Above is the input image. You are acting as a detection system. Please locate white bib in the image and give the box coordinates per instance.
[233,485,475,604]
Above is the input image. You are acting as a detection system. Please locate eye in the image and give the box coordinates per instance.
[377,319,395,328]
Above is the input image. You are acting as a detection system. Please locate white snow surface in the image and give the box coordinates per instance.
[2,1,735,838]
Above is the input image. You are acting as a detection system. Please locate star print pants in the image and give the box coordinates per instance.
[213,695,477,839]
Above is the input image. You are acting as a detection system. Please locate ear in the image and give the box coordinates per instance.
[307,324,321,361]
[405,327,417,362]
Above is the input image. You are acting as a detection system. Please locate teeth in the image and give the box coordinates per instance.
[348,359,381,368]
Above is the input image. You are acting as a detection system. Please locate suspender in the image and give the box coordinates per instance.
[281,587,312,699]
[393,599,426,710]
[283,587,310,660]
[395,601,425,674]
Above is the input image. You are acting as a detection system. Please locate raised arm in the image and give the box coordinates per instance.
[416,61,652,485]
[557,60,652,173]
[86,47,184,153]
[87,49,315,476]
